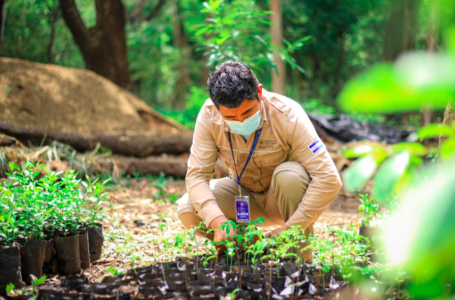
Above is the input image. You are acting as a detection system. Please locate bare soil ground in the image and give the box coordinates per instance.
[41,178,362,285]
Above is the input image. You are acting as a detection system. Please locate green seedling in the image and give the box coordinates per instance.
[0,161,111,245]
[228,288,240,299]
[358,194,379,228]
[108,267,125,276]
[6,283,15,294]
[30,275,46,296]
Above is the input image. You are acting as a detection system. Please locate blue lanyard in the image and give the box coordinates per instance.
[228,128,263,193]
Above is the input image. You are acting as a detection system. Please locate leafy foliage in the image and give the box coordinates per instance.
[2,0,391,111]
[0,161,110,245]
[358,194,380,228]
[337,22,455,298]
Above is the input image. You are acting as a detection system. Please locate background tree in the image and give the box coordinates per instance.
[420,0,439,127]
[270,0,285,94]
[170,0,191,108]
[382,0,421,61]
[59,0,131,89]
[1,0,440,128]
[0,0,6,53]
[46,0,60,64]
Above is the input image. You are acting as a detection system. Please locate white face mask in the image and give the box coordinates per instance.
[224,102,262,135]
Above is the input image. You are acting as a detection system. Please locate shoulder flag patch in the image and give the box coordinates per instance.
[309,139,324,154]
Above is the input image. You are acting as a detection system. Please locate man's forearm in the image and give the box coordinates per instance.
[209,215,229,229]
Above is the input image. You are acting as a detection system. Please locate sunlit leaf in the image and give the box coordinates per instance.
[444,25,455,56]
[440,137,455,160]
[342,145,387,159]
[342,154,384,192]
[373,151,410,203]
[338,53,455,113]
[33,275,46,286]
[390,142,427,156]
[418,124,455,140]
[338,64,416,113]
[394,53,455,104]
[385,159,455,296]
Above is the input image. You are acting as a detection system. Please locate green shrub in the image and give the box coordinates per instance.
[0,161,110,245]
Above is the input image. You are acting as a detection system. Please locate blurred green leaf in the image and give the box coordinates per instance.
[373,151,410,203]
[444,26,455,56]
[337,64,416,113]
[338,53,455,113]
[390,142,426,156]
[440,137,455,160]
[342,145,387,159]
[343,154,385,192]
[417,124,455,140]
[33,275,46,286]
[385,159,455,297]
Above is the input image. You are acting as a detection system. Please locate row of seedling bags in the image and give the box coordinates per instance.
[3,255,344,300]
[0,224,105,295]
[0,162,109,295]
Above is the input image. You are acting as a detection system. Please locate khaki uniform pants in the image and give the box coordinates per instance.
[177,161,313,261]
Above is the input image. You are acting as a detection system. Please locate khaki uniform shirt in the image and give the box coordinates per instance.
[186,90,342,229]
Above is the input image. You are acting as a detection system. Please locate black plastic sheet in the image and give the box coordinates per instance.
[309,114,415,144]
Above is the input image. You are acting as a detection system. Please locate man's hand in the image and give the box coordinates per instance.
[210,215,229,242]
[264,224,290,238]
[209,215,239,253]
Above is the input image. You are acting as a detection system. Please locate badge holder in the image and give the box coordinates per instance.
[235,195,250,223]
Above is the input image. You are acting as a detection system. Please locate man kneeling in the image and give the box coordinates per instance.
[177,61,342,261]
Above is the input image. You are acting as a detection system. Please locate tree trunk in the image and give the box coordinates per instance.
[98,155,190,179]
[383,0,421,61]
[439,103,455,163]
[270,0,285,95]
[0,119,193,157]
[171,0,191,109]
[0,0,6,53]
[332,30,345,99]
[47,6,59,64]
[59,0,131,89]
[128,0,166,23]
[420,0,439,128]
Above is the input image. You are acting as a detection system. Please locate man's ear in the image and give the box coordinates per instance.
[258,84,263,100]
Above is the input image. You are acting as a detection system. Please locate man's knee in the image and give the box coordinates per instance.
[178,211,200,230]
[177,193,199,228]
[272,162,311,201]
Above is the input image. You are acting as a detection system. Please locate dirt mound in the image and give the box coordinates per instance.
[0,57,185,135]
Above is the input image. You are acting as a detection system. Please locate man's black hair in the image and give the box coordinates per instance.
[207,61,260,108]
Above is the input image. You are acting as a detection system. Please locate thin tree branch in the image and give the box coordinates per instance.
[59,0,90,47]
[47,5,60,64]
[144,0,166,21]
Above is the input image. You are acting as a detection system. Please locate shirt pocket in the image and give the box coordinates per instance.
[259,149,287,167]
[218,147,238,170]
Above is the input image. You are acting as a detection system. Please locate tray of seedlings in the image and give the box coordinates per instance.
[7,219,375,300]
[0,162,108,296]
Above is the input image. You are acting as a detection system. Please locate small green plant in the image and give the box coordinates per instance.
[108,267,125,276]
[358,194,380,227]
[30,275,46,295]
[0,161,110,246]
[228,288,240,300]
[6,283,15,294]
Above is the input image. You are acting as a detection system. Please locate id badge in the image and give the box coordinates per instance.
[235,195,250,223]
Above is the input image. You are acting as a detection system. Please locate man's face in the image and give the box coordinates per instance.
[218,84,263,123]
